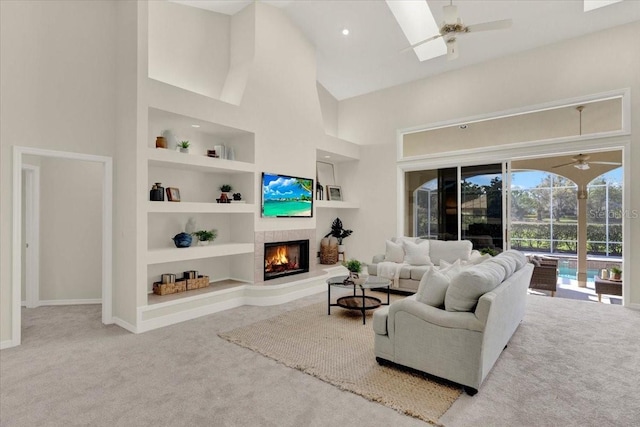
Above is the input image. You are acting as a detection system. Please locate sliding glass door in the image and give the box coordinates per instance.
[405,163,504,251]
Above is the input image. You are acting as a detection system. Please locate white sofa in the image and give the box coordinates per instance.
[368,238,487,293]
[372,250,533,395]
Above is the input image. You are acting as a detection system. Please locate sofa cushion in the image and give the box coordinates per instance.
[488,256,516,278]
[403,240,432,266]
[445,261,505,312]
[499,249,528,270]
[410,265,432,281]
[385,240,405,263]
[416,267,451,307]
[429,240,473,265]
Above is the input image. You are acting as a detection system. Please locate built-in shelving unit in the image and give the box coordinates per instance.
[144,106,256,312]
[315,200,359,209]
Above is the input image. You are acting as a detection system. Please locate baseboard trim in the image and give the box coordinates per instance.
[625,302,640,310]
[0,339,19,350]
[37,299,102,306]
[112,316,138,334]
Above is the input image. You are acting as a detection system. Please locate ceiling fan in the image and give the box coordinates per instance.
[406,0,512,60]
[552,154,621,171]
[551,106,621,170]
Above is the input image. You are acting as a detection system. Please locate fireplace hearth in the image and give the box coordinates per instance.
[264,239,309,281]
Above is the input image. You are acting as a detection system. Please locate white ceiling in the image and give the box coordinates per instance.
[173,0,640,100]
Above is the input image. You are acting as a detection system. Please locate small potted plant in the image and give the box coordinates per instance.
[192,229,217,246]
[219,184,232,202]
[342,259,366,285]
[609,266,622,281]
[178,140,190,153]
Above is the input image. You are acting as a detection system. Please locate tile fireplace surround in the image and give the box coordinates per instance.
[254,229,317,284]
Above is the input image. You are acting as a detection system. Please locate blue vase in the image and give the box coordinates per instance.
[172,232,192,248]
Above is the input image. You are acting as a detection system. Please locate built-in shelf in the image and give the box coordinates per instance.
[147,148,254,173]
[147,201,255,213]
[146,279,246,306]
[147,243,254,265]
[316,200,360,209]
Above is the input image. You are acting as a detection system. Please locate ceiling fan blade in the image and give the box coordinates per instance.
[443,4,459,25]
[466,19,512,33]
[401,33,443,53]
[447,38,459,60]
[552,161,577,169]
[589,161,622,166]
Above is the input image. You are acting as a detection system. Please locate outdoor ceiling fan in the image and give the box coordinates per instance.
[551,154,621,171]
[551,106,621,170]
[406,0,512,60]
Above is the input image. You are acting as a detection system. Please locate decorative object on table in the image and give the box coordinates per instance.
[600,269,608,279]
[150,182,165,201]
[166,187,181,202]
[316,181,323,200]
[192,229,217,246]
[155,136,167,149]
[609,266,622,281]
[162,129,179,149]
[178,140,190,153]
[324,217,352,253]
[232,192,242,201]
[218,184,232,202]
[185,274,210,291]
[342,259,365,285]
[207,149,219,158]
[185,217,196,235]
[326,185,342,201]
[172,232,192,248]
[214,144,225,159]
[226,147,235,160]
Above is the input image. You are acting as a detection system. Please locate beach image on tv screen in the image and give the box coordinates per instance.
[262,174,313,217]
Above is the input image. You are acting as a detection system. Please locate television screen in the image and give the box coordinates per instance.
[261,173,314,217]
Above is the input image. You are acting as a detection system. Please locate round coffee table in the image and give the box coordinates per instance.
[327,275,391,325]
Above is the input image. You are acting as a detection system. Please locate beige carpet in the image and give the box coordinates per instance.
[219,295,461,425]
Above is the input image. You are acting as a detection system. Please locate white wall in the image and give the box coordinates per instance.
[148,0,230,99]
[1,0,117,343]
[338,21,640,305]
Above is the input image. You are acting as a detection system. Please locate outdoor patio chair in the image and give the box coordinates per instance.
[529,256,559,297]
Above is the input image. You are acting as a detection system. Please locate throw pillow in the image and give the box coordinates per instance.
[384,240,405,263]
[415,267,449,307]
[429,240,473,265]
[444,261,505,312]
[403,240,432,266]
[466,253,492,265]
[438,259,463,275]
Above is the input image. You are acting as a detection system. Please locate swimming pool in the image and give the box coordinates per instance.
[558,266,601,282]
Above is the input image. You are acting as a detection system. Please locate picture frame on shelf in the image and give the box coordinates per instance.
[326,185,342,201]
[166,187,181,202]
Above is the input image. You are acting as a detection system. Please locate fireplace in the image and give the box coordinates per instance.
[264,239,310,281]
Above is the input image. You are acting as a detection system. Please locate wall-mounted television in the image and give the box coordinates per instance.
[261,172,314,218]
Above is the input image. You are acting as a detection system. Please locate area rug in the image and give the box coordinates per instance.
[219,295,461,425]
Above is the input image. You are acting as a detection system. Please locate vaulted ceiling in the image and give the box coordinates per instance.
[174,0,640,100]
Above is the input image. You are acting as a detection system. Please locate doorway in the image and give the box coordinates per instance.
[11,147,113,347]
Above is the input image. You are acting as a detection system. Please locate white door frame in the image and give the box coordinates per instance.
[12,146,113,347]
[22,164,40,308]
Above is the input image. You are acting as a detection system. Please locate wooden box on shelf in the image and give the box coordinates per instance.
[153,280,187,296]
[186,276,210,291]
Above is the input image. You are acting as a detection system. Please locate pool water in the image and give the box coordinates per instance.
[558,266,601,282]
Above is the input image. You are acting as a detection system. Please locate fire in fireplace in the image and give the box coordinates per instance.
[264,239,309,281]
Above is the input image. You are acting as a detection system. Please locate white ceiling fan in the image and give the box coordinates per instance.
[552,153,621,171]
[406,0,512,60]
[551,106,621,170]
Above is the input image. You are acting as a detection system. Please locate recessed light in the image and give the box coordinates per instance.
[191,124,200,128]
[459,125,468,129]
[324,155,331,158]
[342,28,350,36]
